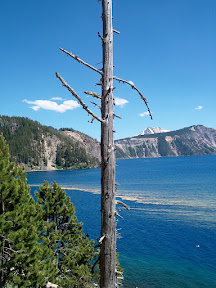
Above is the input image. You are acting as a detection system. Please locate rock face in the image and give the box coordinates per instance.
[61,129,100,161]
[0,116,100,171]
[1,115,216,169]
[115,125,216,159]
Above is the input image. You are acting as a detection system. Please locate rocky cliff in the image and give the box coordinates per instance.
[115,125,216,159]
[0,116,100,171]
[1,116,215,169]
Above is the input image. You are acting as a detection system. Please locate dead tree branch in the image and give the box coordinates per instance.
[59,49,152,119]
[91,101,122,119]
[115,269,123,275]
[115,211,123,219]
[116,200,130,210]
[5,247,22,254]
[99,235,106,243]
[113,29,120,34]
[60,48,152,120]
[91,101,101,110]
[98,32,106,43]
[114,114,122,119]
[84,91,102,100]
[59,48,103,75]
[113,76,153,119]
[92,255,100,273]
[56,73,104,123]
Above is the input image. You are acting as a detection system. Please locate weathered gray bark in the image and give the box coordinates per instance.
[56,2,152,287]
[100,0,116,287]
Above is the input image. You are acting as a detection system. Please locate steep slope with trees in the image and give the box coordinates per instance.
[0,115,100,171]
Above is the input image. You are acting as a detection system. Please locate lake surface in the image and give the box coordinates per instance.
[28,155,216,288]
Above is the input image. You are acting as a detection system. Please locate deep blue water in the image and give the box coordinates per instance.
[28,155,216,288]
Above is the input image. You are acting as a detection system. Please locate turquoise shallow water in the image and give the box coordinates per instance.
[28,155,216,287]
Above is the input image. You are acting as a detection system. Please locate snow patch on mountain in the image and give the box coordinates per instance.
[138,127,170,136]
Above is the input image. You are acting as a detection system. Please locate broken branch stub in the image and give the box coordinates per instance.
[116,200,130,210]
[84,91,102,100]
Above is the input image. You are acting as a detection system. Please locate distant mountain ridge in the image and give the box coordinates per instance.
[1,115,216,170]
[115,125,216,159]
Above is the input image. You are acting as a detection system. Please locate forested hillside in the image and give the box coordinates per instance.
[0,116,100,171]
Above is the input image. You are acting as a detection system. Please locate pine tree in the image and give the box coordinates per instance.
[35,181,96,287]
[0,134,56,287]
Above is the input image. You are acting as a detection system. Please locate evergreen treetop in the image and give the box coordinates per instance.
[35,181,96,287]
[0,134,56,287]
[0,134,97,287]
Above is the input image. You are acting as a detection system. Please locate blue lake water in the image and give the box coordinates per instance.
[27,155,216,288]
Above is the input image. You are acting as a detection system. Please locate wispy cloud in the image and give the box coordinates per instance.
[195,105,203,110]
[51,97,64,101]
[23,99,80,113]
[115,97,129,107]
[139,111,149,117]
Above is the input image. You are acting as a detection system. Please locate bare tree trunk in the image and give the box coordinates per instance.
[56,3,152,287]
[100,0,116,287]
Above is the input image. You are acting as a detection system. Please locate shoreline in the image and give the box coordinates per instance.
[26,154,216,173]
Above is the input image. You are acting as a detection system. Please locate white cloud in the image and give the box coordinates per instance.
[23,99,80,113]
[115,97,129,107]
[139,111,149,117]
[195,105,203,110]
[51,97,64,101]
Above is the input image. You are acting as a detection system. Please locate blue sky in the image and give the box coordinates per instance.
[0,0,215,140]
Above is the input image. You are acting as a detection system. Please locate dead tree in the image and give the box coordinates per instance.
[56,0,152,287]
[100,1,116,287]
